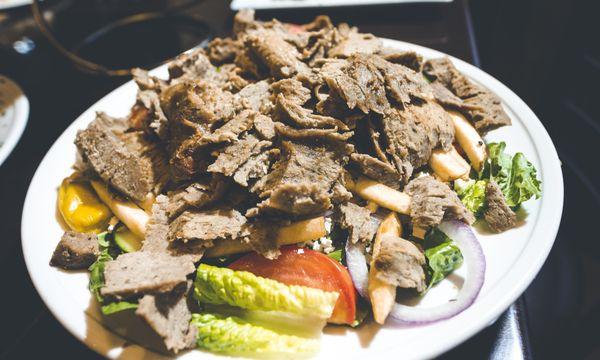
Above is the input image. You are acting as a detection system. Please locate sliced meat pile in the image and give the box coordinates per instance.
[58,9,515,353]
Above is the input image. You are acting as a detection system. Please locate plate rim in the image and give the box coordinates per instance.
[0,75,29,168]
[21,39,563,359]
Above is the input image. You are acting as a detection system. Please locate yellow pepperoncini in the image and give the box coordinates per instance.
[58,176,112,233]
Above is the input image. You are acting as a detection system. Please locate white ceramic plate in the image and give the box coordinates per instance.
[21,39,563,359]
[231,0,451,11]
[0,75,29,167]
[0,0,31,10]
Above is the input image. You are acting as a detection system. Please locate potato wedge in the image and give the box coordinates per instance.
[369,212,402,324]
[353,177,411,214]
[429,146,471,181]
[206,217,326,258]
[448,111,487,171]
[91,180,149,239]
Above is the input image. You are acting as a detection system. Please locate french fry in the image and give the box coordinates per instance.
[429,146,471,181]
[369,212,402,324]
[448,111,487,171]
[91,180,149,239]
[206,217,326,258]
[353,177,411,214]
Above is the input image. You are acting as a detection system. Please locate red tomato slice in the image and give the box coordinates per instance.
[229,246,357,325]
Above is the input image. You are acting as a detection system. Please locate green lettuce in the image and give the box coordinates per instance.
[423,228,464,290]
[454,179,488,216]
[191,313,319,355]
[194,264,338,319]
[486,142,541,207]
[88,232,138,315]
[327,249,343,262]
[101,301,138,315]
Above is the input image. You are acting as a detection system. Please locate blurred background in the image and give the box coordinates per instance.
[0,0,597,358]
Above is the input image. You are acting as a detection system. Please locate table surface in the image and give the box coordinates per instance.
[0,1,529,358]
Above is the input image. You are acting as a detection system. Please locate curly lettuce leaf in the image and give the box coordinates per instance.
[454,179,488,216]
[486,142,541,207]
[191,313,319,355]
[194,264,338,319]
[423,228,464,290]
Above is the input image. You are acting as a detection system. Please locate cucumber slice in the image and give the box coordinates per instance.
[114,228,143,253]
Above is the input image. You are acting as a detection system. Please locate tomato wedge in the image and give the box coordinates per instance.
[229,246,357,325]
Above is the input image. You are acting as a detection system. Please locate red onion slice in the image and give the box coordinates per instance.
[389,220,486,324]
[345,240,370,299]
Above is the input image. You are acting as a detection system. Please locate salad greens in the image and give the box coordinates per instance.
[193,264,338,355]
[194,264,338,319]
[486,142,541,207]
[423,228,464,291]
[88,232,138,315]
[191,313,319,356]
[456,142,542,220]
[454,179,488,216]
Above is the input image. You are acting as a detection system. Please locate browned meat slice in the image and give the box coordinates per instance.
[233,9,258,36]
[484,181,517,232]
[328,31,382,58]
[270,78,311,105]
[201,109,256,145]
[75,113,169,202]
[372,234,426,292]
[336,202,378,244]
[167,209,248,247]
[258,183,332,216]
[379,49,423,72]
[274,122,354,143]
[101,252,195,299]
[242,220,281,259]
[245,28,312,79]
[428,81,467,109]
[405,176,475,228]
[273,94,349,130]
[207,37,243,65]
[253,114,277,140]
[136,281,197,354]
[350,153,402,190]
[233,148,279,187]
[162,81,235,127]
[321,54,388,114]
[160,82,237,180]
[167,48,229,87]
[165,177,228,220]
[252,126,353,216]
[207,134,272,176]
[367,120,391,164]
[366,54,433,105]
[143,195,204,262]
[50,231,99,270]
[233,80,273,114]
[423,57,511,133]
[381,102,454,183]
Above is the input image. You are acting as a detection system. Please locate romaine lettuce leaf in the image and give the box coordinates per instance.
[191,313,319,355]
[194,264,338,319]
[486,142,541,207]
[101,301,138,315]
[454,179,488,216]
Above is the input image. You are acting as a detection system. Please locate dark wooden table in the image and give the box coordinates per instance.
[0,1,529,358]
